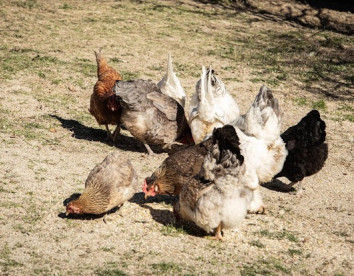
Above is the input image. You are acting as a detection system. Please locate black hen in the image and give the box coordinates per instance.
[275,110,328,191]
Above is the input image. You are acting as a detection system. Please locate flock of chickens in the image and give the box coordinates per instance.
[65,50,328,240]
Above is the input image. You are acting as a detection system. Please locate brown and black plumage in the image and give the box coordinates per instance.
[275,110,328,190]
[113,79,194,154]
[143,139,212,198]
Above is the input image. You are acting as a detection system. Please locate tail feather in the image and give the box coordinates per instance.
[275,110,328,182]
[212,125,244,165]
[232,85,282,140]
[281,110,326,149]
[94,48,109,79]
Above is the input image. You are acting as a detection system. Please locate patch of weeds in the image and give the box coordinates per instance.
[336,104,354,122]
[293,97,308,106]
[288,248,302,256]
[95,268,127,276]
[0,244,23,272]
[51,79,61,85]
[334,231,349,237]
[121,71,139,80]
[38,71,46,79]
[33,268,50,274]
[22,199,43,225]
[249,240,265,248]
[0,202,22,208]
[160,223,187,237]
[241,257,290,276]
[59,3,73,10]
[312,99,326,110]
[151,262,182,274]
[0,186,14,193]
[259,229,298,242]
[319,35,345,50]
[73,58,96,77]
[13,224,30,234]
[148,65,164,72]
[14,0,38,9]
[101,247,114,252]
[110,57,124,63]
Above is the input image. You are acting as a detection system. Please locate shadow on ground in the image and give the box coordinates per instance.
[262,179,296,193]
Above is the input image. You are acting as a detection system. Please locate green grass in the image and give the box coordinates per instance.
[151,262,182,274]
[258,229,298,242]
[241,257,290,276]
[0,244,23,272]
[288,248,302,256]
[249,240,265,248]
[312,99,327,110]
[95,269,127,276]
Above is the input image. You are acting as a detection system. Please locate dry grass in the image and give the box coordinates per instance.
[0,0,353,275]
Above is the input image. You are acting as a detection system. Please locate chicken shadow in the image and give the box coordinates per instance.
[129,192,206,237]
[261,179,296,193]
[58,193,119,220]
[51,115,185,154]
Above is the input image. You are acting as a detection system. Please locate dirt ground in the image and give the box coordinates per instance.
[0,0,353,275]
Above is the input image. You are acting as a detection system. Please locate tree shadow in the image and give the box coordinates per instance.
[195,0,353,35]
[58,193,120,220]
[50,115,174,154]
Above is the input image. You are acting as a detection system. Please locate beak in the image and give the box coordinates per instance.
[65,211,69,216]
[144,194,149,200]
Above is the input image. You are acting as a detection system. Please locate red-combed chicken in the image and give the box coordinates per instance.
[113,79,194,154]
[174,125,251,240]
[89,49,122,142]
[143,139,212,198]
[66,151,137,216]
[274,110,328,192]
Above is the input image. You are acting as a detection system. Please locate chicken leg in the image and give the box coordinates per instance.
[143,142,154,155]
[209,223,224,241]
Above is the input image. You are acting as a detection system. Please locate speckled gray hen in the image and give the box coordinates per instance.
[113,79,194,154]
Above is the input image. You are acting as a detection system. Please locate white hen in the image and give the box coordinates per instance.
[231,85,287,213]
[189,66,240,144]
[157,53,186,107]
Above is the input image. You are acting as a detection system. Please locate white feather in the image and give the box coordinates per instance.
[157,53,186,107]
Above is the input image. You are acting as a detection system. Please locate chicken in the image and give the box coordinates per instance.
[113,79,194,154]
[231,85,287,213]
[66,151,137,216]
[157,53,186,107]
[143,138,212,198]
[189,66,240,144]
[274,110,328,191]
[145,85,286,214]
[174,125,251,240]
[89,49,123,142]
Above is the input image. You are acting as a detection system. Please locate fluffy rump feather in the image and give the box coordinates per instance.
[275,110,328,183]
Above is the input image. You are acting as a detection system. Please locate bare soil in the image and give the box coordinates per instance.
[0,0,353,275]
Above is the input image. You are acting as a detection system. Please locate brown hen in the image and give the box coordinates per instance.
[89,49,122,141]
[143,139,211,198]
[66,151,137,216]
